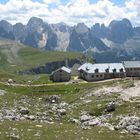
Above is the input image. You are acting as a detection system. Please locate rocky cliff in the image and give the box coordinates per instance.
[1,17,140,62]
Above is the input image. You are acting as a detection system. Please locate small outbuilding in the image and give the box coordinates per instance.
[123,61,140,77]
[50,66,71,82]
[78,63,126,81]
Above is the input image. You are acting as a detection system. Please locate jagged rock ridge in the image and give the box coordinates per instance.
[1,17,140,62]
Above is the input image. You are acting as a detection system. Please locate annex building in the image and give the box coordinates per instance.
[123,61,140,77]
[50,66,71,82]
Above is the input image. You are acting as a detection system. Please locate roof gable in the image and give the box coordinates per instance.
[52,66,71,74]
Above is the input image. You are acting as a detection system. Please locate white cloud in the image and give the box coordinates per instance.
[0,0,140,27]
[125,0,140,26]
[43,0,60,4]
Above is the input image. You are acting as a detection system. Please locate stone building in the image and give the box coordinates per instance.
[123,61,140,77]
[78,63,126,81]
[50,66,71,82]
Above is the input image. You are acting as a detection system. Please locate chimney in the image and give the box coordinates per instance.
[65,58,69,68]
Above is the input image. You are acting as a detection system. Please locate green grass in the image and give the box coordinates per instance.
[0,43,83,84]
[0,79,139,140]
[18,47,82,67]
[0,51,8,66]
[0,121,139,140]
[0,39,139,139]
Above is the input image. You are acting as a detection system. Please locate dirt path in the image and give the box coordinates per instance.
[1,78,140,102]
[121,80,140,101]
[0,78,121,87]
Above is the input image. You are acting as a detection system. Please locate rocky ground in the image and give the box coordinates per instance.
[0,79,139,140]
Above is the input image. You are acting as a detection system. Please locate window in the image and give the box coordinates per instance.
[120,68,123,72]
[60,70,62,73]
[105,68,109,73]
[95,68,99,73]
[86,67,89,71]
[92,75,94,78]
[100,75,102,77]
[113,68,116,73]
[96,75,99,77]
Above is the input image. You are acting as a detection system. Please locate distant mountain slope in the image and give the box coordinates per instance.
[0,17,140,62]
[0,39,25,65]
[0,39,84,72]
[0,17,109,52]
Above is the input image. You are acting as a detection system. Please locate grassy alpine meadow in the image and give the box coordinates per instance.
[0,40,84,84]
[0,79,139,140]
[0,40,140,139]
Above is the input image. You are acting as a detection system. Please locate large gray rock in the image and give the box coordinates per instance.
[57,109,66,116]
[82,118,101,127]
[116,116,140,135]
[19,107,29,115]
[80,112,93,123]
[105,102,117,112]
[46,95,60,104]
[70,118,80,124]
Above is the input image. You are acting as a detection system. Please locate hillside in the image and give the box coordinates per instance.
[0,39,84,83]
[95,38,140,62]
[0,79,139,140]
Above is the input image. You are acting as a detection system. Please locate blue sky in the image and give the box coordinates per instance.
[0,0,139,27]
[0,0,125,5]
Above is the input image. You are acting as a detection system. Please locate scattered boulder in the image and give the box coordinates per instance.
[7,79,14,84]
[59,102,68,108]
[27,115,35,121]
[8,133,20,140]
[102,123,115,130]
[0,89,6,96]
[82,118,101,127]
[78,111,114,130]
[27,80,32,85]
[19,107,29,115]
[105,101,117,112]
[57,109,66,115]
[46,95,60,103]
[80,112,93,123]
[8,128,20,140]
[69,118,80,124]
[115,116,140,135]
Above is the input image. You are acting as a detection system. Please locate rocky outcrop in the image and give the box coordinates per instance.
[108,18,134,43]
[68,23,108,52]
[0,17,140,62]
[115,116,140,135]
